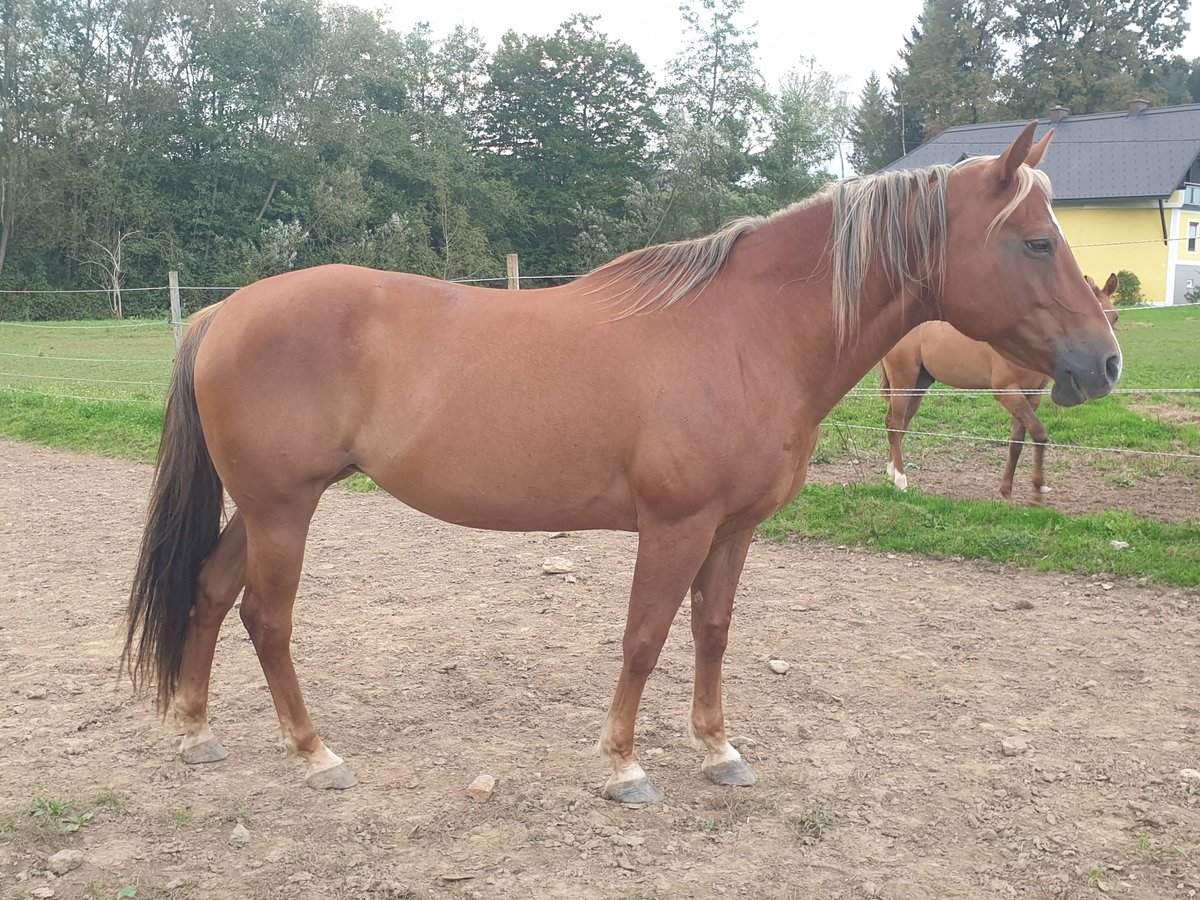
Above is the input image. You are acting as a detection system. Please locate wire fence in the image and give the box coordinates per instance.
[1,277,1197,471]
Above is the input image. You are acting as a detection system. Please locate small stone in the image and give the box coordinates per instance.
[26,687,47,700]
[862,881,881,898]
[565,575,577,585]
[466,774,496,801]
[644,747,665,759]
[1110,540,1130,550]
[1180,769,1200,781]
[1101,583,1114,591]
[229,822,251,846]
[795,724,813,740]
[768,658,790,675]
[1084,680,1099,690]
[287,872,314,884]
[30,888,55,899]
[550,532,570,539]
[46,849,83,875]
[729,735,758,750]
[1001,736,1028,757]
[1014,599,1034,610]
[542,557,574,575]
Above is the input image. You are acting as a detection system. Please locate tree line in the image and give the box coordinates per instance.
[0,0,849,315]
[1,0,1194,317]
[850,0,1196,174]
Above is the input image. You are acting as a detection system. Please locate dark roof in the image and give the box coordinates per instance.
[886,103,1200,202]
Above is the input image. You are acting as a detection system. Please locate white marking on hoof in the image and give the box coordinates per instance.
[603,763,663,804]
[893,471,908,491]
[886,461,896,479]
[179,724,228,765]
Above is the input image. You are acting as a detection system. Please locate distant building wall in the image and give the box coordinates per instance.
[1055,203,1169,303]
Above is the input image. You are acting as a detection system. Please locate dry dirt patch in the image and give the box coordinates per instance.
[1,440,1198,899]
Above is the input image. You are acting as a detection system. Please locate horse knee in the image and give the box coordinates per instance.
[691,619,729,658]
[239,602,287,648]
[194,569,239,628]
[622,637,664,678]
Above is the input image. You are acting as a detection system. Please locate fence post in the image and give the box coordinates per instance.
[169,271,183,352]
[506,253,520,290]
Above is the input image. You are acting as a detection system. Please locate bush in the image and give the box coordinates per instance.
[1185,283,1200,304]
[1115,270,1144,306]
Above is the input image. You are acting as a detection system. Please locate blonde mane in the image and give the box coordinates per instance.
[590,158,1051,340]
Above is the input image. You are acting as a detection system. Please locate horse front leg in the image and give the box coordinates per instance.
[996,392,1050,502]
[174,512,246,764]
[599,517,716,804]
[689,527,757,787]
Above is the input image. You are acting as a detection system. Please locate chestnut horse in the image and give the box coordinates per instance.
[880,273,1120,500]
[123,123,1120,804]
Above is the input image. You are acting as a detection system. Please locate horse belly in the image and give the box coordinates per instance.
[357,411,639,533]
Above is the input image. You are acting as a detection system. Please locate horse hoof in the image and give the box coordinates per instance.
[180,738,229,765]
[893,473,908,491]
[602,775,664,804]
[704,758,758,787]
[306,762,358,790]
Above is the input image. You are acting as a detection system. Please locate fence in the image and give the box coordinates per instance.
[1,269,1198,469]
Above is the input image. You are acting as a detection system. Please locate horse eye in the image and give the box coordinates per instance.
[1024,238,1053,255]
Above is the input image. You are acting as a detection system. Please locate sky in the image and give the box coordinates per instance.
[364,0,1200,102]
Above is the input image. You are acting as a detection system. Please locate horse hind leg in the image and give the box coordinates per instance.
[174,512,247,764]
[885,369,933,491]
[239,495,356,789]
[688,528,757,787]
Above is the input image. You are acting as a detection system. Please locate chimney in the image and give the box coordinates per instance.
[1128,98,1149,117]
[1049,105,1069,124]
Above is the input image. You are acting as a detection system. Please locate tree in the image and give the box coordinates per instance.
[893,0,1007,140]
[1003,0,1190,116]
[849,73,895,174]
[658,0,769,236]
[483,15,661,272]
[757,61,849,204]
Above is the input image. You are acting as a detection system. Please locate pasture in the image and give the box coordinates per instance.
[1,439,1197,899]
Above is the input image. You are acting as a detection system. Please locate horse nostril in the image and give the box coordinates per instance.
[1105,353,1121,384]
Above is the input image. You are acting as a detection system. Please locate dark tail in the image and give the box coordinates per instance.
[122,304,224,714]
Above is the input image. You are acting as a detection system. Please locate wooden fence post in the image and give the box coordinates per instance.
[169,271,183,352]
[506,253,520,290]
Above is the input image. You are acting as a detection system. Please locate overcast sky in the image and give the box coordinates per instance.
[366,0,1200,102]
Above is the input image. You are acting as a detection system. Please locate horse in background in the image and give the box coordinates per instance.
[122,123,1120,805]
[879,273,1120,500]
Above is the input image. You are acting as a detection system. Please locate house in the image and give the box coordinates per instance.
[887,101,1200,305]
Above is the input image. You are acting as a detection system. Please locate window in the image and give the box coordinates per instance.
[1190,221,1199,254]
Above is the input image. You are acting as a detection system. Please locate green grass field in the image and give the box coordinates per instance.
[1,306,1197,584]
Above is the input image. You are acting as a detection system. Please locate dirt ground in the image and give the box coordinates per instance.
[807,441,1200,524]
[1,439,1198,900]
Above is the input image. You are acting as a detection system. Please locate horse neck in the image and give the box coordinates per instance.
[731,200,935,424]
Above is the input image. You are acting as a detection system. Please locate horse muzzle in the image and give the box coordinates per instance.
[1051,343,1122,407]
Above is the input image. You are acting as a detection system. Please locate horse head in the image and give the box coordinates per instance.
[939,122,1122,406]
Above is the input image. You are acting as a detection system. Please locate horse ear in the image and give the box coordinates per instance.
[1024,129,1053,169]
[992,120,1040,186]
[1103,273,1120,296]
[1084,275,1097,289]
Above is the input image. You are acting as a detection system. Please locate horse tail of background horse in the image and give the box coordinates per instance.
[122,303,225,714]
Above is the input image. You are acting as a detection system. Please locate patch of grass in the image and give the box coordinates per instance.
[764,484,1200,586]
[343,473,379,492]
[783,807,835,842]
[2,795,99,848]
[169,809,192,827]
